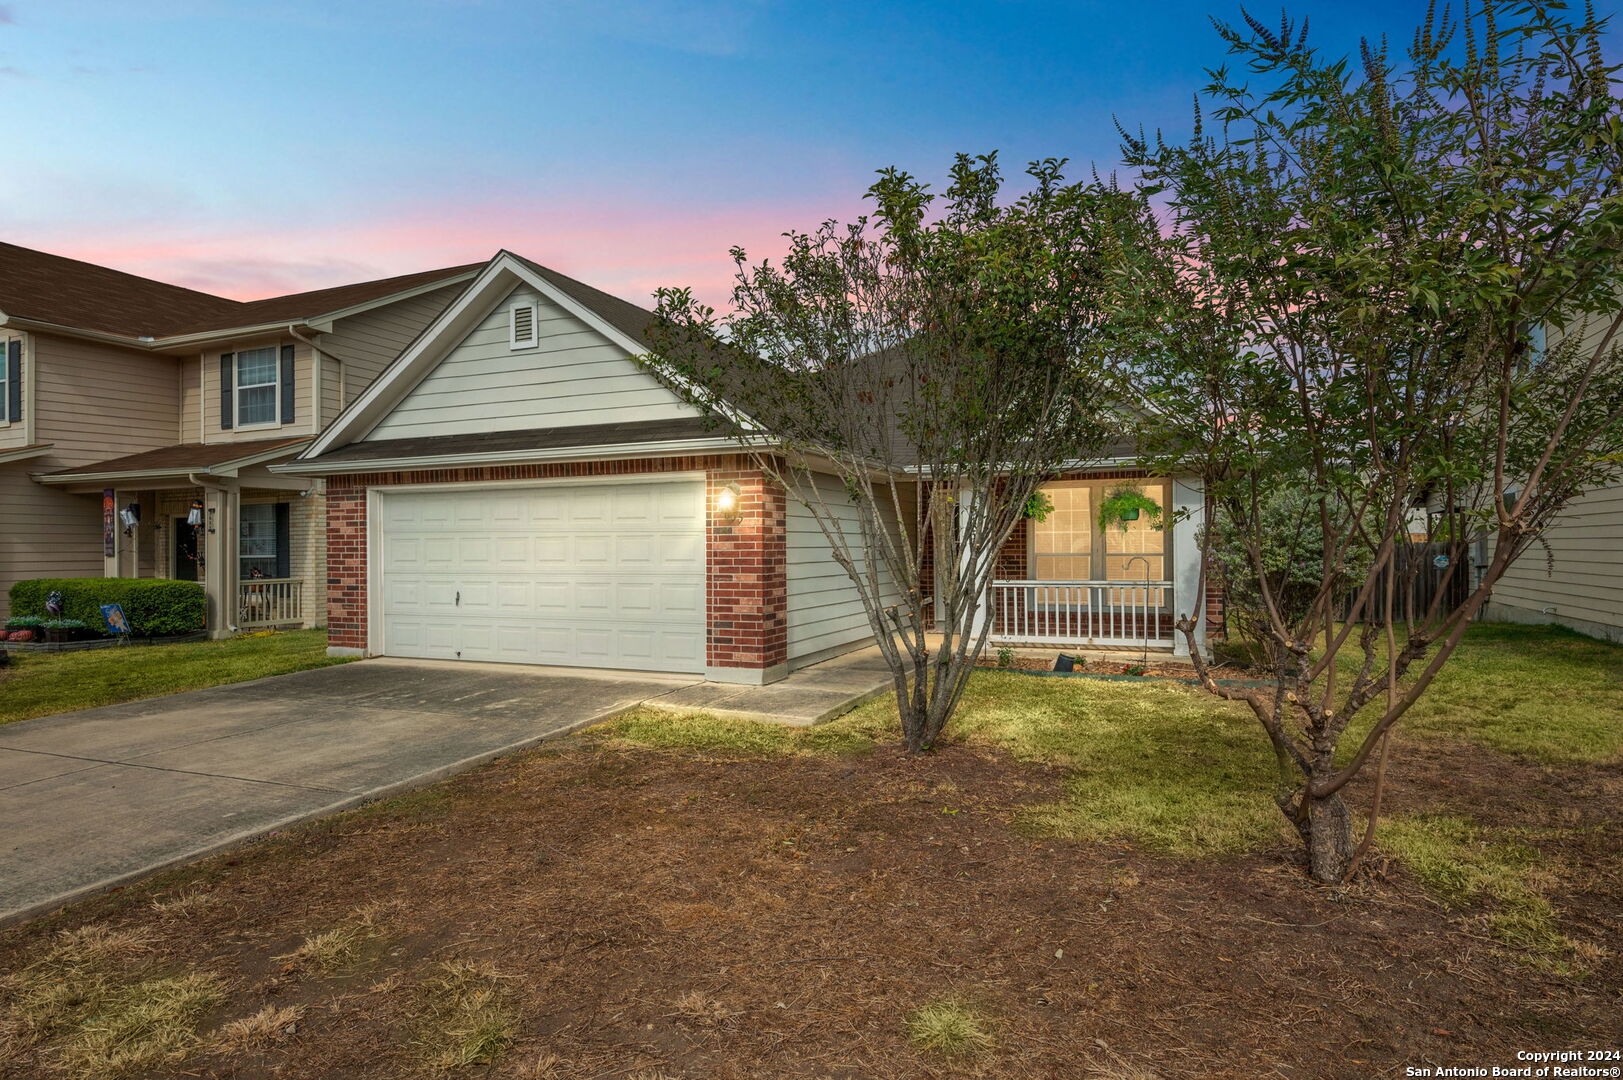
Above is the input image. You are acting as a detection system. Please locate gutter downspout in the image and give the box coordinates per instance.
[287,324,328,426]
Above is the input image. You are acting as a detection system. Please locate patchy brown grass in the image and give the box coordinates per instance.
[211,1003,305,1054]
[0,924,223,1078]
[0,713,1618,1078]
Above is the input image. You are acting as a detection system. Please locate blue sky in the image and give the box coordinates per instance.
[0,0,1615,305]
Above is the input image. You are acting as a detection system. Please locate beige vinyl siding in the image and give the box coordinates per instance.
[195,338,318,443]
[1,333,182,617]
[365,284,697,442]
[785,472,905,666]
[0,466,103,619]
[1479,311,1623,641]
[32,335,179,461]
[317,282,465,423]
[179,355,201,442]
[1488,480,1623,641]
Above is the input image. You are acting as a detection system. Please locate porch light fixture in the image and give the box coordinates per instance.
[715,481,743,518]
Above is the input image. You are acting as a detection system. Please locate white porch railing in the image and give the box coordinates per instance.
[988,579,1175,647]
[238,578,304,628]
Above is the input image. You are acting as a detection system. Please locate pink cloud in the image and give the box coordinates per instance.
[22,196,868,311]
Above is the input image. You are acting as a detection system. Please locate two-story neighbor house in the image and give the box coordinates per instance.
[0,242,478,630]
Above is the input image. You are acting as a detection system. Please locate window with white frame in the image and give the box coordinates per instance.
[239,503,279,578]
[0,348,8,423]
[235,347,279,426]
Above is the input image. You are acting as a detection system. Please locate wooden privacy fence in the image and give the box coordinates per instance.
[1342,543,1471,625]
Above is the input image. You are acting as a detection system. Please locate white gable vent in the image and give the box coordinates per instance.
[509,302,538,349]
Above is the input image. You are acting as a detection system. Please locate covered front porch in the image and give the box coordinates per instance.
[980,473,1209,657]
[36,438,322,637]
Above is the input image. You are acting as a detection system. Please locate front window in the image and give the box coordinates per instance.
[235,347,279,426]
[1030,479,1168,587]
[1031,483,1093,580]
[239,503,278,578]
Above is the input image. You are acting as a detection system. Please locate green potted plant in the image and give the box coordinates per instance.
[5,616,43,643]
[40,618,91,644]
[1096,483,1163,533]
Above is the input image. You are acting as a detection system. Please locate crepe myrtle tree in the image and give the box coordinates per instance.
[1115,1,1623,882]
[641,154,1121,752]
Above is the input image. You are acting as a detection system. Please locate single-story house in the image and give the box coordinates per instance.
[280,251,1214,684]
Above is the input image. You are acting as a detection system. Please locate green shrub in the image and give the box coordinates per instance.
[9,579,206,637]
[4,615,44,630]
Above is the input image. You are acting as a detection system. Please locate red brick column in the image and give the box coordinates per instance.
[705,467,788,680]
[325,480,368,651]
[1203,578,1227,642]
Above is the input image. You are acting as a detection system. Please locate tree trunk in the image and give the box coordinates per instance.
[900,697,931,753]
[1303,791,1355,885]
[899,652,972,753]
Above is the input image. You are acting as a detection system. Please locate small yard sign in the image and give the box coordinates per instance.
[100,604,131,635]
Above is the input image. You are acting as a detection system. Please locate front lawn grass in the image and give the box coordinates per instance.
[410,961,518,1071]
[604,624,1622,973]
[1396,623,1623,765]
[904,997,995,1057]
[606,626,1623,861]
[0,925,224,1078]
[608,674,1281,857]
[1378,813,1593,971]
[0,629,351,725]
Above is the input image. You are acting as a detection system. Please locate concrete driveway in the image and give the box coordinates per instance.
[0,659,697,925]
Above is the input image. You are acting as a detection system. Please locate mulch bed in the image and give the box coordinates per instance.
[1,732,1618,1079]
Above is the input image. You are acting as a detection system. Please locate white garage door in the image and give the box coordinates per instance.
[377,480,706,673]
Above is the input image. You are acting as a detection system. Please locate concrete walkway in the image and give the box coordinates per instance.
[0,648,900,925]
[647,645,902,725]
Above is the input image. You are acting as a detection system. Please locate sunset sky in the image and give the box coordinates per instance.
[2,0,1616,308]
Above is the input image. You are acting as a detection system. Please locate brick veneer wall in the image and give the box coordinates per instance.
[323,454,790,673]
[706,466,788,671]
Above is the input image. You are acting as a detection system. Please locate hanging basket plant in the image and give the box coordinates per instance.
[1097,483,1163,533]
[1021,490,1055,522]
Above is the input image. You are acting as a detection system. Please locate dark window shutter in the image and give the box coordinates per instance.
[6,340,20,424]
[279,344,295,423]
[273,502,291,579]
[219,353,234,429]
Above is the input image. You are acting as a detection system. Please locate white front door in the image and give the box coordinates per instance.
[376,479,706,673]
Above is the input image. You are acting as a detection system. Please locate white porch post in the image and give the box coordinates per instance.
[957,482,989,644]
[126,496,140,577]
[196,479,241,639]
[1170,475,1207,658]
